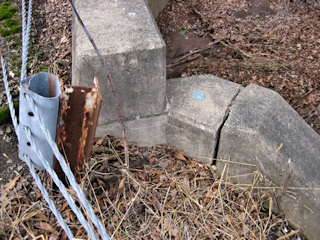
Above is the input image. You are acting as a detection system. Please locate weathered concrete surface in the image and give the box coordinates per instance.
[216,84,320,239]
[167,75,242,164]
[97,114,167,146]
[72,0,166,140]
[146,0,170,18]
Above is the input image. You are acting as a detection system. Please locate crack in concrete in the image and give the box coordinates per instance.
[212,87,242,164]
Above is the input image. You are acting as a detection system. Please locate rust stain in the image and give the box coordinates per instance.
[48,73,59,97]
[54,77,102,183]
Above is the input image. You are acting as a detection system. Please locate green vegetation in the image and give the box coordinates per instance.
[3,18,19,27]
[0,1,23,78]
[179,29,187,35]
[14,70,20,77]
[0,101,19,124]
[0,2,17,20]
[36,64,50,72]
[0,10,22,37]
[1,26,22,37]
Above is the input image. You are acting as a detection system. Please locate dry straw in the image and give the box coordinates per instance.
[0,137,306,239]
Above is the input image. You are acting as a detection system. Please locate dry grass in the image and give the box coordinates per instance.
[0,137,305,239]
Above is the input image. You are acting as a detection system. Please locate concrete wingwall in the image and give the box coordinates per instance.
[71,1,320,239]
[146,0,170,18]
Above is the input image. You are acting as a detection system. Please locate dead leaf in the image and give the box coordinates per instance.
[138,171,146,181]
[112,214,119,222]
[4,175,20,197]
[159,174,168,182]
[49,234,59,240]
[148,157,157,163]
[60,201,69,211]
[209,164,217,171]
[181,176,190,190]
[170,189,177,197]
[34,222,59,234]
[173,150,187,161]
[203,186,216,203]
[158,159,170,168]
[94,206,100,214]
[163,218,170,230]
[60,36,68,43]
[170,228,180,237]
[118,177,126,192]
[96,136,105,146]
[65,210,76,222]
[118,200,126,212]
[97,178,105,188]
[239,212,246,222]
[243,224,249,236]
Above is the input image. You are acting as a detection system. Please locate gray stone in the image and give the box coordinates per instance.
[216,84,320,240]
[6,159,13,164]
[72,0,166,140]
[6,126,11,134]
[167,75,242,164]
[97,114,167,147]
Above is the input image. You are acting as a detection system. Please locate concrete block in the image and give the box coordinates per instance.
[167,75,242,164]
[72,0,166,137]
[217,84,320,239]
[97,114,167,147]
[146,0,170,19]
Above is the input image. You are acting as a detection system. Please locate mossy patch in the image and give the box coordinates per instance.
[1,26,22,37]
[0,101,19,124]
[0,2,17,20]
[0,2,21,37]
[3,18,19,27]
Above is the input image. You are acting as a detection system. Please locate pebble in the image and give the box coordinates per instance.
[6,126,12,134]
[6,159,13,164]
[0,129,3,135]
[17,165,23,171]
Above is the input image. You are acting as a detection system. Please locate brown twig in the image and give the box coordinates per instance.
[167,39,221,67]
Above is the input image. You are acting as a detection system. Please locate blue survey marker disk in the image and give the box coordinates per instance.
[191,91,206,101]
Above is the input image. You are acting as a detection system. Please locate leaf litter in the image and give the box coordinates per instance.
[157,0,320,134]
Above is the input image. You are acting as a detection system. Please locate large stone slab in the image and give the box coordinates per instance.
[217,84,320,239]
[167,75,242,164]
[72,0,166,141]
